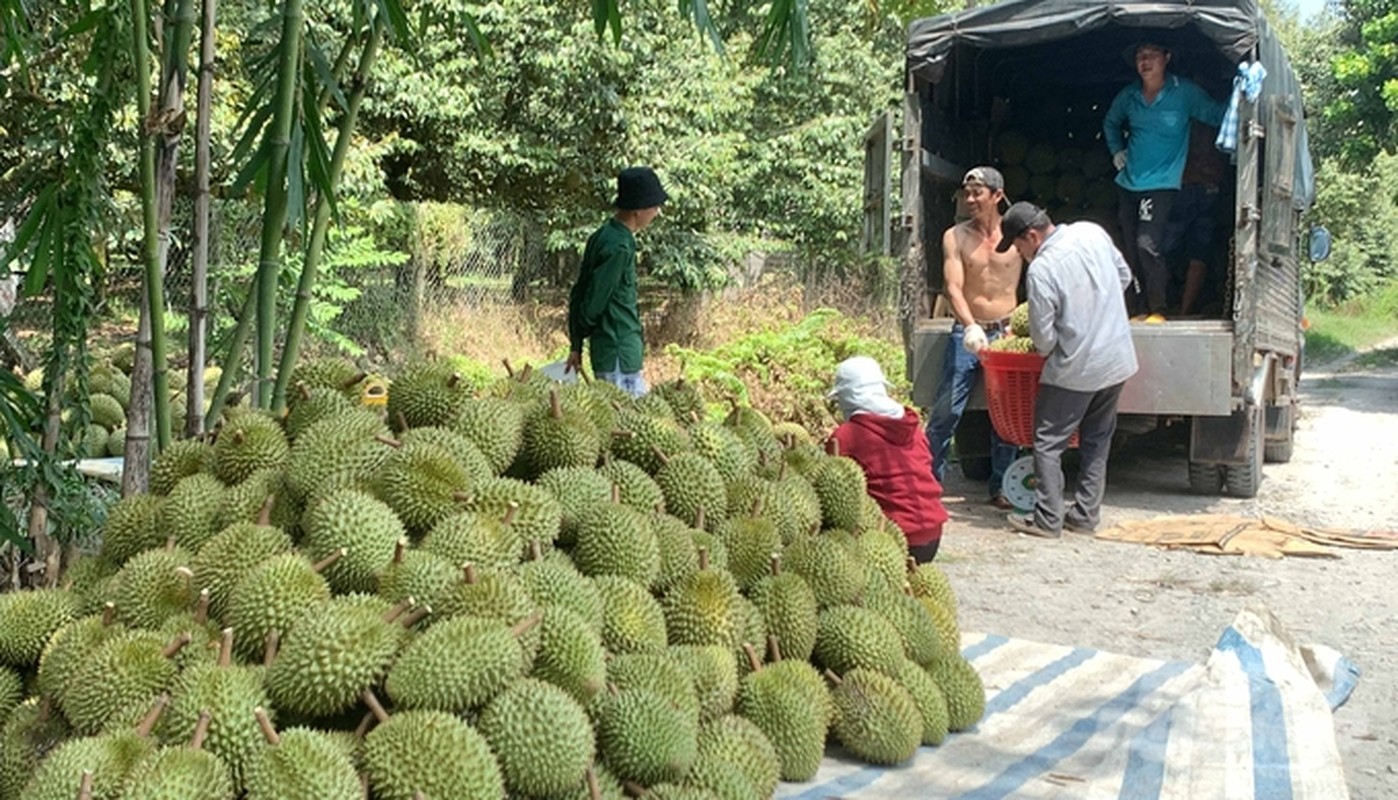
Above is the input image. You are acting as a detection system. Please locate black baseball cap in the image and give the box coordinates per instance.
[995,202,1050,253]
[962,166,1005,192]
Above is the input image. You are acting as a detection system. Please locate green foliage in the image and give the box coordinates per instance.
[1322,0,1398,167]
[1304,279,1398,363]
[1303,153,1398,305]
[665,307,905,431]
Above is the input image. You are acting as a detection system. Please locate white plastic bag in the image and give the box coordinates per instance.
[537,359,578,384]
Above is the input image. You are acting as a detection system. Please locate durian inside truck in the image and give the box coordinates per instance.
[863,0,1328,499]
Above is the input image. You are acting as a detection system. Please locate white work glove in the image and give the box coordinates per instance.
[1112,150,1128,171]
[962,323,988,354]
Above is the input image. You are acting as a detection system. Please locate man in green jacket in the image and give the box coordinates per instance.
[565,166,669,397]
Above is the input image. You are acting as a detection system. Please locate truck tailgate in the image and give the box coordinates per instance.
[910,320,1234,416]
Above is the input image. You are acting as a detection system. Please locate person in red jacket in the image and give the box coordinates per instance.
[827,356,949,563]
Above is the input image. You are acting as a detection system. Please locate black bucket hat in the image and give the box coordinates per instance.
[614,166,669,210]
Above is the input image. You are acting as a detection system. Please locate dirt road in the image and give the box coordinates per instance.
[936,353,1398,799]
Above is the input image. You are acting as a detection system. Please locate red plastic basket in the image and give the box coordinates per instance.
[979,350,1078,449]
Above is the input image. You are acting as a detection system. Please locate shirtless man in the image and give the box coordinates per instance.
[925,167,1024,507]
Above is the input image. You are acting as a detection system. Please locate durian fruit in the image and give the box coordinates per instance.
[734,642,830,782]
[466,476,563,548]
[376,542,460,614]
[661,549,743,651]
[726,476,799,545]
[809,452,867,532]
[1010,301,1031,336]
[651,377,706,424]
[649,513,702,593]
[687,714,781,799]
[385,359,471,431]
[907,558,959,619]
[632,392,677,421]
[265,595,411,719]
[825,668,922,765]
[590,685,698,787]
[190,517,292,621]
[110,543,194,629]
[688,421,756,485]
[384,613,537,713]
[668,645,739,723]
[747,555,819,664]
[0,698,71,800]
[864,588,947,667]
[371,437,474,535]
[158,473,227,552]
[781,532,866,609]
[62,555,119,616]
[36,604,122,715]
[242,709,361,800]
[653,450,726,531]
[596,457,666,514]
[893,657,950,746]
[560,381,622,445]
[813,604,905,678]
[360,700,506,800]
[20,695,164,800]
[288,356,365,398]
[0,669,20,718]
[536,465,615,546]
[105,427,126,456]
[283,409,391,503]
[477,678,595,798]
[925,654,986,732]
[300,488,404,594]
[223,551,334,663]
[421,510,522,572]
[451,396,525,476]
[571,501,660,587]
[124,710,235,800]
[98,494,166,565]
[434,564,537,630]
[285,383,357,440]
[211,413,289,485]
[89,393,125,430]
[606,653,701,725]
[518,389,603,478]
[593,575,668,655]
[0,586,77,667]
[515,549,604,630]
[64,630,190,735]
[529,605,607,705]
[773,467,823,538]
[610,408,690,475]
[715,503,783,591]
[160,630,272,792]
[397,426,494,483]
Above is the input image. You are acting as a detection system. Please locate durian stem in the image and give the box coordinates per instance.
[263,629,280,666]
[312,548,347,573]
[257,494,275,525]
[510,611,542,638]
[413,792,426,800]
[823,668,844,686]
[452,491,474,504]
[528,540,544,561]
[392,539,407,566]
[254,707,279,745]
[501,358,514,378]
[194,589,210,626]
[354,711,375,740]
[694,506,706,532]
[162,632,193,659]
[232,430,245,445]
[609,484,620,504]
[360,774,371,800]
[696,546,710,571]
[191,709,212,750]
[360,689,390,724]
[217,628,233,667]
[605,683,620,697]
[905,556,918,574]
[622,781,647,798]
[501,501,520,527]
[750,497,765,516]
[447,373,461,389]
[586,767,602,800]
[650,444,669,466]
[767,633,783,663]
[462,563,478,584]
[135,694,169,737]
[769,553,782,576]
[376,434,403,448]
[395,412,409,432]
[77,771,93,800]
[399,605,431,628]
[549,389,563,420]
[741,642,763,673]
[611,429,634,440]
[778,460,788,480]
[829,437,841,457]
[296,381,312,401]
[519,364,534,383]
[341,372,367,390]
[101,602,116,626]
[382,596,415,624]
[165,535,178,550]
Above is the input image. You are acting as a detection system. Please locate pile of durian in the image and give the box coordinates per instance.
[985,303,1036,353]
[0,355,985,799]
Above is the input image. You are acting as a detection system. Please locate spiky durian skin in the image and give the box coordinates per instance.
[692,713,781,798]
[477,678,595,798]
[212,414,289,485]
[813,604,905,678]
[810,455,867,531]
[361,710,505,800]
[373,439,473,534]
[668,645,739,723]
[593,575,668,655]
[829,668,923,765]
[36,614,122,715]
[748,569,819,664]
[191,522,292,621]
[224,553,331,662]
[265,597,406,719]
[384,616,526,713]
[21,731,154,800]
[377,549,460,612]
[122,746,235,800]
[654,452,727,530]
[242,727,361,800]
[64,630,181,735]
[386,360,471,431]
[780,533,865,608]
[536,465,614,547]
[894,657,951,746]
[925,654,986,732]
[864,588,946,667]
[162,662,271,792]
[150,439,211,496]
[591,687,698,788]
[736,660,830,782]
[571,502,660,587]
[529,606,607,706]
[300,489,404,594]
[98,494,166,564]
[515,555,604,630]
[451,396,525,476]
[596,458,667,513]
[661,567,743,651]
[0,699,71,800]
[0,587,77,668]
[0,669,20,719]
[467,476,563,547]
[110,546,194,629]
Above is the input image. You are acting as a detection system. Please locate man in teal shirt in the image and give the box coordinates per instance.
[565,166,668,397]
[1104,42,1223,321]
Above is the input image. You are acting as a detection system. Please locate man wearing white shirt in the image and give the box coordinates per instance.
[995,202,1138,538]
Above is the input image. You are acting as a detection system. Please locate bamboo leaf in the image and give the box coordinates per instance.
[303,89,335,219]
[592,0,621,45]
[232,98,275,164]
[460,9,490,57]
[230,140,271,195]
[286,116,306,233]
[306,38,347,112]
[0,184,55,270]
[374,0,412,44]
[25,208,56,295]
[60,8,106,39]
[756,0,812,67]
[678,0,724,53]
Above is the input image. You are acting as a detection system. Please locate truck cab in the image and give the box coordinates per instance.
[867,0,1315,497]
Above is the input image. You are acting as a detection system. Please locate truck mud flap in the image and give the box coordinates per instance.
[1190,408,1260,465]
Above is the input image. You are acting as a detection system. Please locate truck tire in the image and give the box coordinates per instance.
[1264,405,1295,464]
[1188,461,1223,495]
[1223,409,1264,498]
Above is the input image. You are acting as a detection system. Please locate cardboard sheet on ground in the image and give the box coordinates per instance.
[778,605,1359,799]
[1091,514,1398,558]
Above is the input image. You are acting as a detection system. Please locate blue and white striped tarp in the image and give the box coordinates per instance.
[778,605,1359,799]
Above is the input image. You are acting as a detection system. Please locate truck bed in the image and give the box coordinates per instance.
[909,319,1235,417]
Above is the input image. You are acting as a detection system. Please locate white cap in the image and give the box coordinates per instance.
[827,356,891,398]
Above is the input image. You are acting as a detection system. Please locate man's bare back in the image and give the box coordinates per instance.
[943,219,1023,324]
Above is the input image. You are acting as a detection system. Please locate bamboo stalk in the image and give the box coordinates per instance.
[186,0,216,437]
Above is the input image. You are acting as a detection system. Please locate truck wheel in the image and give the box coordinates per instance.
[960,456,992,481]
[1264,405,1295,463]
[1188,461,1223,495]
[1223,409,1264,498]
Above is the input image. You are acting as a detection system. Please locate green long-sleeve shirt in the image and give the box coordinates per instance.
[568,218,643,373]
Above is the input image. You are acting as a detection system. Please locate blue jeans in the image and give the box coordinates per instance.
[925,324,1018,496]
[597,360,648,398]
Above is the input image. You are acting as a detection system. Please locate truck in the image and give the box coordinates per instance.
[862,0,1323,498]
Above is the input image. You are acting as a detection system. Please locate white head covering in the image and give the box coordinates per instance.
[827,356,905,420]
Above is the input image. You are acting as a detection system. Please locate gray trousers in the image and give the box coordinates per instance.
[1032,381,1126,532]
